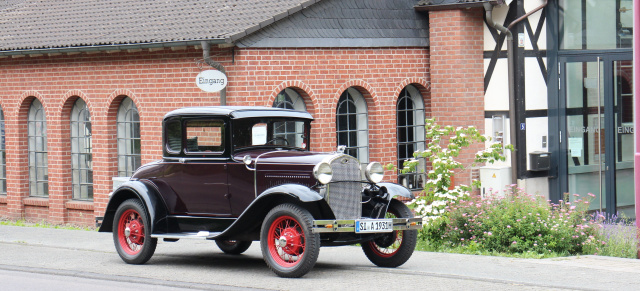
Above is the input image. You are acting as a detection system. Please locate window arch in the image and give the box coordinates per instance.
[397,85,426,189]
[273,88,306,111]
[336,87,369,163]
[117,97,141,177]
[273,88,307,147]
[28,99,48,197]
[0,106,5,194]
[70,99,93,200]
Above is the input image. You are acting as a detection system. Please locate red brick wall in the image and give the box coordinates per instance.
[429,8,486,186]
[0,46,430,226]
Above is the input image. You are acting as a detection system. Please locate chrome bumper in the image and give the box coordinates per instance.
[312,218,422,233]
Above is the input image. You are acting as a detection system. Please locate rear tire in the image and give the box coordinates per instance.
[215,240,252,255]
[112,199,157,264]
[260,204,320,278]
[361,199,417,268]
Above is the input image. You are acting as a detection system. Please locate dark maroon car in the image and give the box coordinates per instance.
[98,106,422,278]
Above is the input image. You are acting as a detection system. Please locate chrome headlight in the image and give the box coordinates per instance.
[313,162,333,185]
[365,162,384,183]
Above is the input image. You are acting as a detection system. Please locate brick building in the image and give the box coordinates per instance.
[0,0,636,226]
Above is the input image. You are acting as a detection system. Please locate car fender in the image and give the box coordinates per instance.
[378,182,414,200]
[98,179,168,233]
[216,184,331,239]
[259,184,324,202]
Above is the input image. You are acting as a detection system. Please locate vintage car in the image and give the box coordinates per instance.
[98,106,422,278]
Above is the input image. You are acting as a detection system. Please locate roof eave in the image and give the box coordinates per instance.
[0,39,228,57]
[414,0,504,12]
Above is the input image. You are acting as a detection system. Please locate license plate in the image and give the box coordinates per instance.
[355,219,393,233]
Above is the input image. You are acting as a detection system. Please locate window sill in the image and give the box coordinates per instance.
[23,197,49,207]
[66,200,94,211]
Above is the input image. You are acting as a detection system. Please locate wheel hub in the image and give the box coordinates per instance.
[374,232,397,248]
[127,219,144,245]
[279,227,302,255]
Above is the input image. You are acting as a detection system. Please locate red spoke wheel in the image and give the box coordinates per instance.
[361,199,417,268]
[260,204,319,278]
[112,199,157,264]
[215,239,252,255]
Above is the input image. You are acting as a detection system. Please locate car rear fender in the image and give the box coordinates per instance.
[378,182,414,200]
[98,180,168,233]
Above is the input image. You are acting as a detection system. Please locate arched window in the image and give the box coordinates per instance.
[397,85,426,189]
[336,88,369,163]
[117,97,141,177]
[0,106,6,194]
[70,99,93,200]
[28,99,48,197]
[273,88,307,148]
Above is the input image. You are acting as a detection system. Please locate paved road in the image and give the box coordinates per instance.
[0,225,639,290]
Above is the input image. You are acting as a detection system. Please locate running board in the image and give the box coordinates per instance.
[151,231,222,240]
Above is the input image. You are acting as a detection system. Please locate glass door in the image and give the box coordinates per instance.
[560,55,634,218]
[613,60,635,218]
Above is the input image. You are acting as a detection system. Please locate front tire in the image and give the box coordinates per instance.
[361,199,417,268]
[216,240,252,255]
[260,204,320,278]
[112,199,157,264]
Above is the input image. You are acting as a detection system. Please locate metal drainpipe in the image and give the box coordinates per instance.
[201,41,227,106]
[483,1,547,185]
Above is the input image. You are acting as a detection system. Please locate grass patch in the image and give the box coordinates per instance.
[0,219,95,231]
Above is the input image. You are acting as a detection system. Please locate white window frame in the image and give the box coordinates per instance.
[336,87,369,163]
[0,106,6,194]
[397,85,426,190]
[117,97,141,177]
[70,99,93,200]
[28,99,48,197]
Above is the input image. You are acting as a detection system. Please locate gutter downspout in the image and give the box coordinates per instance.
[201,41,227,106]
[483,0,547,185]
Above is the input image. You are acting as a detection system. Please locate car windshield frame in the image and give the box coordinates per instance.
[232,117,311,152]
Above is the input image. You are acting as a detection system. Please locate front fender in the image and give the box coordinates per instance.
[259,184,324,202]
[216,184,331,239]
[98,179,167,233]
[379,182,414,200]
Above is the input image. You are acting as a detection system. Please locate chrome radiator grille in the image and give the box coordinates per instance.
[326,155,362,219]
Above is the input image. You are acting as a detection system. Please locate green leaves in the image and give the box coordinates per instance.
[405,118,511,220]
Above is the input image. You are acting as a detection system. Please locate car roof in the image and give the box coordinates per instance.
[164,106,314,120]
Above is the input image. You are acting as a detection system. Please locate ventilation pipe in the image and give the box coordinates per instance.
[201,41,227,105]
[483,1,547,185]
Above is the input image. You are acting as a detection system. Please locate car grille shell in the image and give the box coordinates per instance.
[325,155,362,219]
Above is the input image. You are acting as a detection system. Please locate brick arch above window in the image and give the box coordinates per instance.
[333,80,379,110]
[61,90,93,116]
[266,81,316,116]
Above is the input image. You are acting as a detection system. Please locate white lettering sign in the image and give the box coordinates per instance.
[196,70,227,92]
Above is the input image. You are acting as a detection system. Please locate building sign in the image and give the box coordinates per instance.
[196,70,227,92]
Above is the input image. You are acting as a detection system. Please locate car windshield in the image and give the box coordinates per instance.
[233,118,310,151]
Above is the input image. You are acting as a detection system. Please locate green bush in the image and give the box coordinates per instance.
[422,188,601,256]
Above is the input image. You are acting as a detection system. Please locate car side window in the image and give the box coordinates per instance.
[185,119,225,154]
[165,118,182,153]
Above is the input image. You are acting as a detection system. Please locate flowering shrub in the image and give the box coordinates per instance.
[401,118,511,220]
[424,187,602,255]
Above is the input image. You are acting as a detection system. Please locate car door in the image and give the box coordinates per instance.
[161,118,231,215]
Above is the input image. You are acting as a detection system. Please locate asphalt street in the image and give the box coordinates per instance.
[0,225,639,290]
